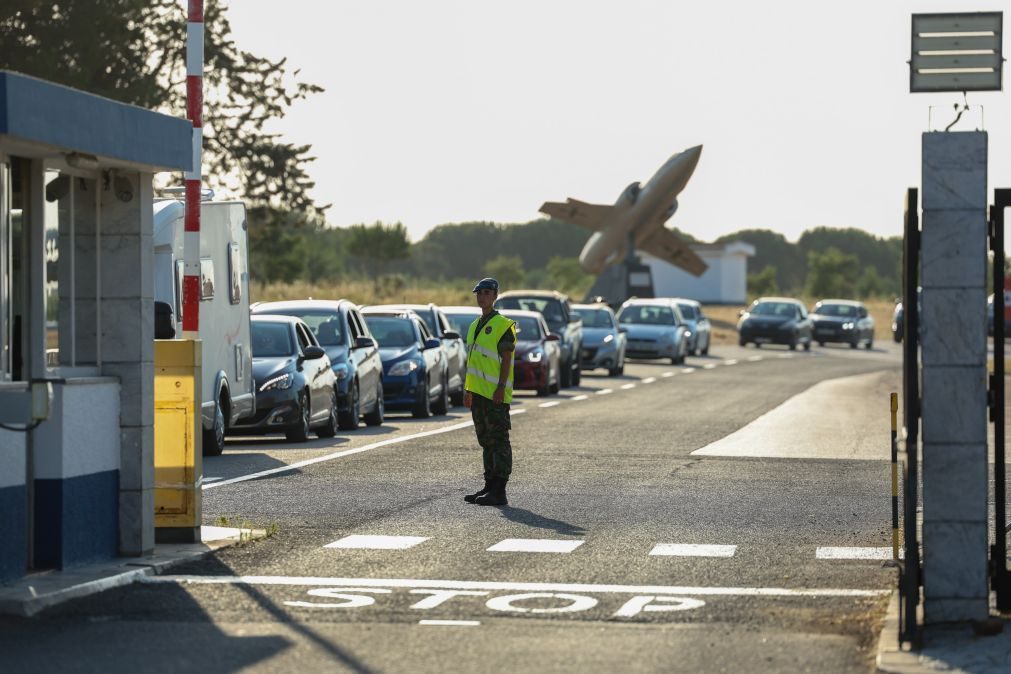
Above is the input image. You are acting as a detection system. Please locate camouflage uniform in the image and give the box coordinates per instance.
[471,393,512,480]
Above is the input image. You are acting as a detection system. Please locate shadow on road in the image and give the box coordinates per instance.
[496,507,586,537]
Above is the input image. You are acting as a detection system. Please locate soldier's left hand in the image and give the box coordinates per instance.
[492,386,504,405]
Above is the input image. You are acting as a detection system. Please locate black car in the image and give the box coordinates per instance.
[496,290,583,387]
[252,299,384,430]
[231,315,339,441]
[810,299,874,349]
[369,304,465,406]
[737,297,813,350]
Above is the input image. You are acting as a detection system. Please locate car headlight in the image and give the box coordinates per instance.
[685,330,693,338]
[259,373,293,392]
[526,350,544,362]
[603,334,614,344]
[842,322,855,330]
[388,359,420,376]
[333,364,349,380]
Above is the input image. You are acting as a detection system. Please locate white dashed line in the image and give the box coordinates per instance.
[538,401,561,408]
[642,377,656,384]
[748,356,763,362]
[650,544,738,558]
[724,359,738,366]
[816,547,899,560]
[419,620,480,626]
[703,364,717,370]
[682,368,696,374]
[203,477,223,483]
[571,395,589,401]
[620,383,636,390]
[596,389,613,395]
[778,354,794,359]
[325,535,429,550]
[662,372,675,378]
[510,408,526,416]
[487,539,585,554]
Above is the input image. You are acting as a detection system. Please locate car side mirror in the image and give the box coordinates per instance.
[302,345,325,360]
[546,333,560,342]
[442,330,460,340]
[738,309,745,317]
[354,336,375,350]
[424,338,441,350]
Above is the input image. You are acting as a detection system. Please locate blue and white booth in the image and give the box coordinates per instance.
[0,71,191,582]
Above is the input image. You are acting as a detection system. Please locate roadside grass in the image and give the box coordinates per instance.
[251,279,474,307]
[704,298,899,345]
[214,515,279,545]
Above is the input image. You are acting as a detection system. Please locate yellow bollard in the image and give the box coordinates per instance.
[890,392,900,561]
[154,339,202,542]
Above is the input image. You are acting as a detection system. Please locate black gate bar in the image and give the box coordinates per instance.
[991,188,1011,610]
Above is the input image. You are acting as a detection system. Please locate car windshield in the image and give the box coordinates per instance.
[677,304,698,320]
[263,308,344,346]
[751,302,798,317]
[504,315,542,340]
[618,305,676,326]
[575,308,614,329]
[251,322,294,358]
[814,304,858,317]
[444,313,477,338]
[496,297,566,325]
[364,316,417,347]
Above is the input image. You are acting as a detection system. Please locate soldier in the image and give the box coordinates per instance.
[463,277,516,506]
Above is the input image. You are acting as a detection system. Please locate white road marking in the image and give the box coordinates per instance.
[510,408,526,416]
[748,356,763,362]
[681,368,696,374]
[620,383,636,390]
[816,547,899,560]
[662,372,675,378]
[778,354,794,359]
[649,544,737,558]
[148,575,889,598]
[325,535,428,550]
[642,377,656,384]
[570,395,589,401]
[724,360,738,366]
[596,388,613,395]
[205,419,476,489]
[703,364,717,370]
[203,477,223,483]
[419,620,481,626]
[487,538,585,554]
[538,401,561,408]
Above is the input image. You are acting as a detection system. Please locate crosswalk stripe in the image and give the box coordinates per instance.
[487,539,584,553]
[326,535,428,550]
[650,544,737,558]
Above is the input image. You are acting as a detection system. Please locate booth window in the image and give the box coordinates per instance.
[200,258,215,300]
[228,242,241,305]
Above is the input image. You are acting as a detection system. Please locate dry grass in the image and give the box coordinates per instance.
[703,298,899,345]
[251,279,474,308]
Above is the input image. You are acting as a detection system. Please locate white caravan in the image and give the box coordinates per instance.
[153,198,254,456]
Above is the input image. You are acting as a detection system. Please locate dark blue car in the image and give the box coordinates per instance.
[361,308,449,418]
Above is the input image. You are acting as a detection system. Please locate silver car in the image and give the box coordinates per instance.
[572,303,627,376]
[616,298,689,365]
[672,298,711,356]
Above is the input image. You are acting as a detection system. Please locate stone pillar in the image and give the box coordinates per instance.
[920,131,989,623]
[100,171,155,557]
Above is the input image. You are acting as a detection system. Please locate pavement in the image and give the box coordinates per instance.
[0,525,264,617]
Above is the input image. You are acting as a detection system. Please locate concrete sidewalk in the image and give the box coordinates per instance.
[0,526,264,617]
[877,591,1011,673]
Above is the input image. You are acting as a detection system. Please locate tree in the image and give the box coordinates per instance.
[546,256,593,297]
[484,255,525,290]
[245,206,309,284]
[345,221,411,291]
[0,0,325,214]
[716,229,807,293]
[804,247,859,298]
[747,266,779,298]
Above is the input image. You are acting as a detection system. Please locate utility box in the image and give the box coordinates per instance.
[154,339,203,542]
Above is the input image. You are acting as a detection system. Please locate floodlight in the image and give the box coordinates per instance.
[910,12,1003,93]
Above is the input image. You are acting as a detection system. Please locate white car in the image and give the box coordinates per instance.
[672,298,711,356]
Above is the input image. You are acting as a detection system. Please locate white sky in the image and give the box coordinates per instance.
[226,1,1011,244]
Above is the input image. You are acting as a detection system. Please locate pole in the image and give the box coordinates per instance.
[992,188,1010,610]
[901,187,921,646]
[182,0,204,338]
[891,392,900,561]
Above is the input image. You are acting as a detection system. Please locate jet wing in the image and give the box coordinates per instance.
[539,199,613,231]
[638,226,708,277]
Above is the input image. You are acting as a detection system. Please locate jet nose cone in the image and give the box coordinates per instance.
[682,144,703,168]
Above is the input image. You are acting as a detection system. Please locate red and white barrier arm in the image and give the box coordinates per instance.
[182,0,204,337]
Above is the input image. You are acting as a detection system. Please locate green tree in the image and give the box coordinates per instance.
[546,256,593,297]
[484,255,525,291]
[805,247,860,298]
[747,266,779,298]
[345,221,411,291]
[246,206,308,283]
[856,266,890,299]
[716,229,807,292]
[0,0,325,213]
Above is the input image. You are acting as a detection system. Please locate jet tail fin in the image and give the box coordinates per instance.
[637,226,708,277]
[539,199,612,231]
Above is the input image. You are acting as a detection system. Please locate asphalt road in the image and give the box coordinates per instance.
[2,341,906,674]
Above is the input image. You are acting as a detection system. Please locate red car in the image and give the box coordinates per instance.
[501,310,561,397]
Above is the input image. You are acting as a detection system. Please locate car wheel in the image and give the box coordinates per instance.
[850,340,858,349]
[788,341,796,351]
[412,377,432,418]
[202,399,226,457]
[803,340,811,352]
[572,360,582,386]
[701,339,709,356]
[286,391,311,442]
[865,339,874,350]
[560,356,573,387]
[364,380,384,426]
[450,376,465,407]
[739,337,747,347]
[317,389,339,438]
[338,380,360,430]
[433,373,449,415]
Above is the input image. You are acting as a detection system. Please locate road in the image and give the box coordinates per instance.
[2,342,904,673]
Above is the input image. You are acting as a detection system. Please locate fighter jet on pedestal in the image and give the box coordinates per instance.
[540,145,708,298]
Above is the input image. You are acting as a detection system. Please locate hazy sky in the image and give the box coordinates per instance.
[227,1,1011,244]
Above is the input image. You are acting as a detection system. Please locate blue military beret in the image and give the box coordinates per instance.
[472,277,499,293]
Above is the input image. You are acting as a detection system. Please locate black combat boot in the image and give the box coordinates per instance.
[475,477,508,506]
[464,478,491,504]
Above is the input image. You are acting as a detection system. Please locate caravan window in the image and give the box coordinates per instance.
[200,258,214,300]
[228,242,241,305]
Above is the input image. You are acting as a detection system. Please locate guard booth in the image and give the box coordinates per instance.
[0,71,191,582]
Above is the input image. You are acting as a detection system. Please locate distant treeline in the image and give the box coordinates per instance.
[247,207,902,299]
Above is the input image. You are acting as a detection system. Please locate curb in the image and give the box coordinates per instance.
[876,589,917,673]
[0,526,264,618]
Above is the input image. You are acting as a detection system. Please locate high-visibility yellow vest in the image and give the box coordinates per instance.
[465,313,515,403]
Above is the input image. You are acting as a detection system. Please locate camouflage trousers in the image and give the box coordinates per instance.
[471,394,512,480]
